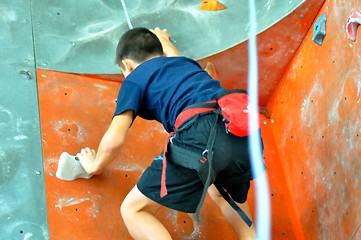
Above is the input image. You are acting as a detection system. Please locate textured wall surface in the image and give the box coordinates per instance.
[4,0,360,239]
[263,0,361,239]
[30,0,305,74]
[197,0,325,106]
[0,0,48,239]
[36,69,239,239]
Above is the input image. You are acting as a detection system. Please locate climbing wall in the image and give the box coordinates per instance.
[33,1,327,239]
[0,0,48,238]
[262,0,361,239]
[198,0,325,106]
[4,0,361,239]
[36,69,239,239]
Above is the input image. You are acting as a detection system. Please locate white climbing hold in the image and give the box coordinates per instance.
[56,152,92,181]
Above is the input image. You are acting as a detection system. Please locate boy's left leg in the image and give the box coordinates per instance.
[121,185,172,240]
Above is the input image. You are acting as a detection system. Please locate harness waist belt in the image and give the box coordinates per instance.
[174,101,217,130]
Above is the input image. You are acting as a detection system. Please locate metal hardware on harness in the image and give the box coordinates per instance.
[200,150,208,163]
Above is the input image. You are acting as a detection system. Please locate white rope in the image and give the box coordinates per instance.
[120,0,133,29]
[247,0,271,239]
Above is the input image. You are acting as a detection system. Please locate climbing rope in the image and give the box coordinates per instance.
[247,0,271,239]
[120,0,133,29]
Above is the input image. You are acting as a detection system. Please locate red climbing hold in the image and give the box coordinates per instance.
[346,11,361,41]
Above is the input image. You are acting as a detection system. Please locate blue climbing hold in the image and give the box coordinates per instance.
[312,13,327,46]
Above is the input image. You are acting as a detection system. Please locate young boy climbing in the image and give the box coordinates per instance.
[76,27,263,240]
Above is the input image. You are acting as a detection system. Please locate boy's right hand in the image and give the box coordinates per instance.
[151,27,170,41]
[151,27,180,57]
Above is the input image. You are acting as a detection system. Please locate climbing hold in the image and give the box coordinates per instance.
[346,11,361,42]
[56,152,92,181]
[200,0,226,11]
[312,13,327,46]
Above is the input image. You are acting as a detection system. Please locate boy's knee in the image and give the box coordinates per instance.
[120,200,126,217]
[120,185,161,225]
[120,195,133,223]
[120,187,146,223]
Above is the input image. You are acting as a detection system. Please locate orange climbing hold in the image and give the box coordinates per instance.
[200,0,226,11]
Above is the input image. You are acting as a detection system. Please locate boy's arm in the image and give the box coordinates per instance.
[77,110,133,175]
[151,27,180,57]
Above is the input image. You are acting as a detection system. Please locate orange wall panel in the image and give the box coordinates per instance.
[265,0,361,239]
[37,69,238,239]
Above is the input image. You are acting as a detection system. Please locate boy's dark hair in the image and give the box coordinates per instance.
[115,27,163,68]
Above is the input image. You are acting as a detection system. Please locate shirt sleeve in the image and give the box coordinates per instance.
[113,81,143,120]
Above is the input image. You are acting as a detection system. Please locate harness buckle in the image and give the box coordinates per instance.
[200,149,208,163]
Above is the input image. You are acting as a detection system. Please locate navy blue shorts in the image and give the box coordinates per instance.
[137,112,264,213]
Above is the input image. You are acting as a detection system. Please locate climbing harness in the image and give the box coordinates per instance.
[160,89,256,226]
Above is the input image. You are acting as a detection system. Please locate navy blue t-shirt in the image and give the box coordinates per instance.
[114,56,224,133]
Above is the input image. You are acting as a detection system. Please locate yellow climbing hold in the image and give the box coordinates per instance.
[200,0,226,11]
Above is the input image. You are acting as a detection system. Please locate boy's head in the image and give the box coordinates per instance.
[115,27,163,75]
